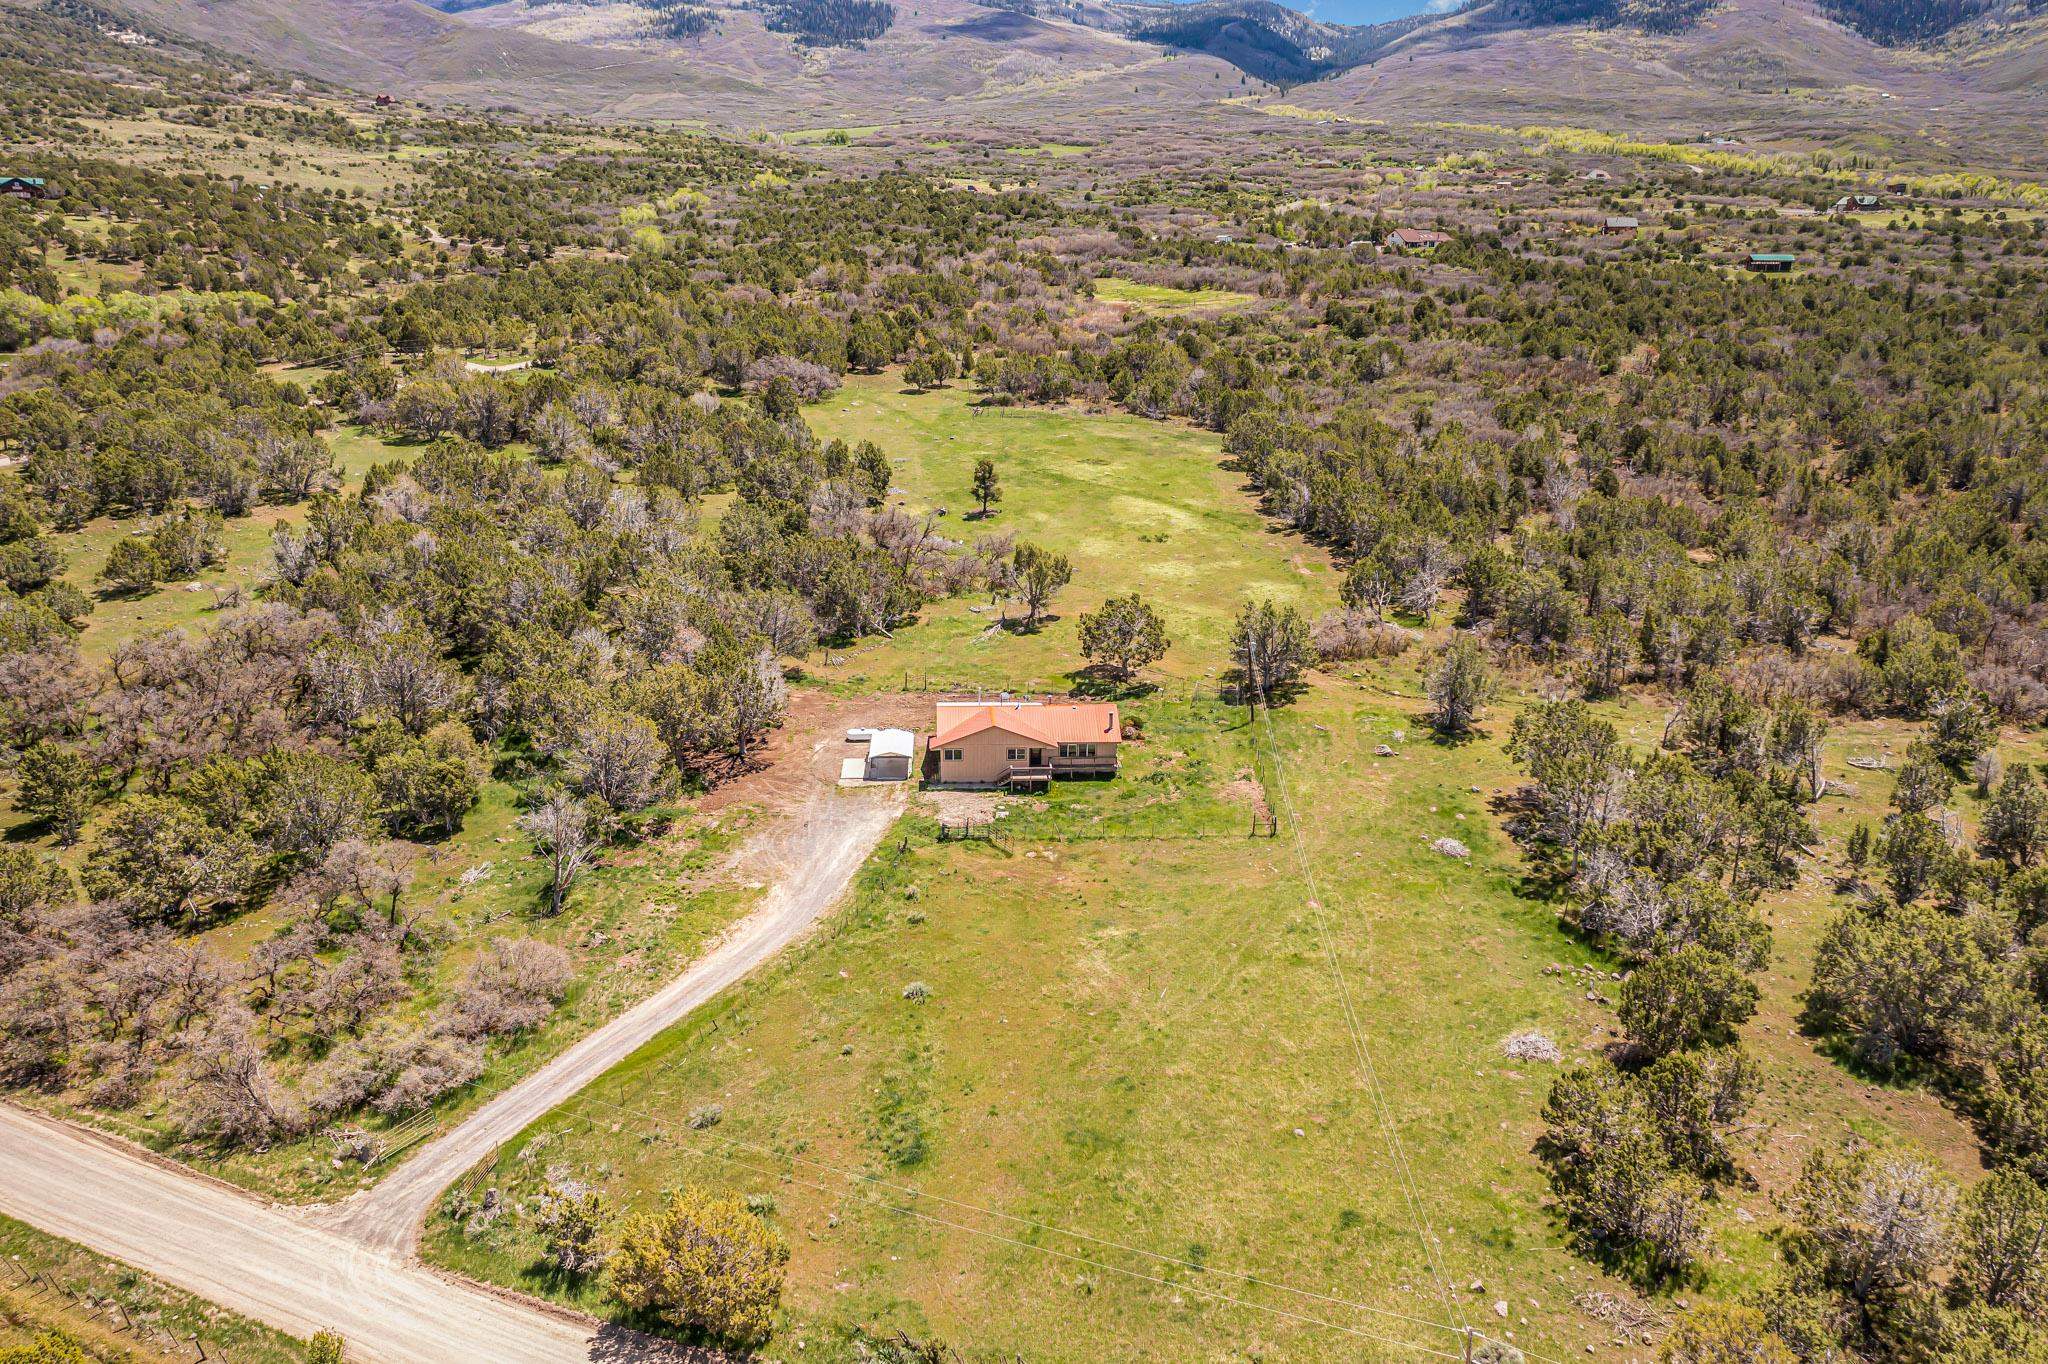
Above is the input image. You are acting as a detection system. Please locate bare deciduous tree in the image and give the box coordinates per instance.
[446,938,574,1039]
[520,793,600,916]
[173,1006,305,1145]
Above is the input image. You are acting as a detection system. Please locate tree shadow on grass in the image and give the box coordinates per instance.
[1487,787,1578,900]
[2,815,55,846]
[1221,673,1310,710]
[1793,1005,1952,1097]
[687,749,773,792]
[93,582,161,604]
[587,1320,734,1362]
[1067,667,1159,701]
[1426,720,1491,749]
[1523,1173,1711,1296]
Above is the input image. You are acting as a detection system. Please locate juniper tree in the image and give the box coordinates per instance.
[15,741,94,845]
[1229,599,1314,702]
[1427,635,1498,738]
[971,457,1001,517]
[607,1186,790,1346]
[1982,765,2048,868]
[1011,542,1070,627]
[1078,594,1168,682]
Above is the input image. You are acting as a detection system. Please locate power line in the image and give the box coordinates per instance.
[1243,632,1473,1343]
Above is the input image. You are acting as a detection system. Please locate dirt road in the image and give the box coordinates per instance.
[0,1105,620,1363]
[0,701,914,1361]
[320,778,904,1253]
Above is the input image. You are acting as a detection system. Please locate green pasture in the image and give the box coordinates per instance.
[1090,276,1260,314]
[804,375,1332,692]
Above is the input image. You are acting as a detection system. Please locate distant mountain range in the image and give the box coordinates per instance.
[102,0,2048,156]
[973,0,1435,82]
[410,0,2048,77]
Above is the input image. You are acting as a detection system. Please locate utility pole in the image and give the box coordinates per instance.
[1244,631,1260,727]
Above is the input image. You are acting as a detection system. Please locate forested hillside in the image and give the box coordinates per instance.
[1817,0,2041,40]
[760,0,897,44]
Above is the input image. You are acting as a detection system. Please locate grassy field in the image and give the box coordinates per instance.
[1006,142,1094,157]
[0,1215,319,1362]
[1090,276,1260,314]
[1845,206,2045,229]
[779,126,884,145]
[73,113,428,197]
[422,369,1998,1359]
[424,670,1999,1361]
[36,422,410,668]
[427,683,1633,1361]
[804,375,1330,689]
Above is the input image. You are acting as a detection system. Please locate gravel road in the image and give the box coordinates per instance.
[0,1105,612,1363]
[0,766,905,1361]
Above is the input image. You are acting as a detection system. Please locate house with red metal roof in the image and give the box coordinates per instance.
[1383,226,1453,253]
[928,700,1121,789]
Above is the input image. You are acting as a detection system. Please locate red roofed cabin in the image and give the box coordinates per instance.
[929,700,1120,789]
[1384,227,1452,253]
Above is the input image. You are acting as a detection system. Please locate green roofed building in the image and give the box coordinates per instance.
[1746,252,1797,272]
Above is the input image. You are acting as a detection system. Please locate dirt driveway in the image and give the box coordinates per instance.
[318,691,920,1254]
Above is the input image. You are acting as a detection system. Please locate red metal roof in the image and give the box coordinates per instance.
[932,701,1120,748]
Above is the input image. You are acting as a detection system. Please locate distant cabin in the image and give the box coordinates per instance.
[1747,252,1797,273]
[1384,227,1452,252]
[1602,216,1639,235]
[1829,194,1881,215]
[0,176,53,201]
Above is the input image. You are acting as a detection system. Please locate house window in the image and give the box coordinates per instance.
[1006,748,1027,762]
[942,748,962,762]
[1059,743,1099,758]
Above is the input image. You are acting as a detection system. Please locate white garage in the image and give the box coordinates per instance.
[863,729,915,782]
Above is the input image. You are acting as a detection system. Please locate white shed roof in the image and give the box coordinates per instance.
[866,729,915,759]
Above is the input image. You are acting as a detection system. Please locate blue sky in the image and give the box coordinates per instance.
[1217,0,1445,26]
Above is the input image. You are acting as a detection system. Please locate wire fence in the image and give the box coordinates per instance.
[3,1255,229,1360]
